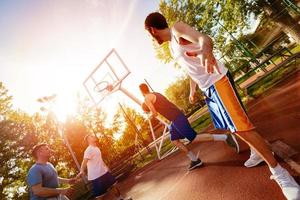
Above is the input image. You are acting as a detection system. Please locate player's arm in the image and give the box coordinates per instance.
[172,22,220,74]
[173,21,213,52]
[189,79,197,104]
[58,177,76,185]
[31,183,70,197]
[77,158,88,179]
[145,96,158,118]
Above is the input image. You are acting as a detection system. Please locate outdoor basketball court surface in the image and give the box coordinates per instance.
[117,70,300,200]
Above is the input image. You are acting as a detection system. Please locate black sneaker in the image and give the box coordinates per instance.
[188,159,203,171]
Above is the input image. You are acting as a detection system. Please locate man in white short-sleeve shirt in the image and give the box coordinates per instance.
[77,134,131,200]
[83,143,108,181]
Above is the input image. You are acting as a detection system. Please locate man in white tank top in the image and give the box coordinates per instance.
[144,12,299,200]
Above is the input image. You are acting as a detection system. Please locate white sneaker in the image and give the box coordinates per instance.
[270,168,300,200]
[244,149,264,168]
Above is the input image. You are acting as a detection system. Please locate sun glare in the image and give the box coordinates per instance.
[51,94,76,123]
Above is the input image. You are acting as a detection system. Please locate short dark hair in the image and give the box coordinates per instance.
[84,134,93,144]
[139,83,150,95]
[145,12,168,30]
[32,143,47,159]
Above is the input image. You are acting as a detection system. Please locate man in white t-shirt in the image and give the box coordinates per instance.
[77,134,130,200]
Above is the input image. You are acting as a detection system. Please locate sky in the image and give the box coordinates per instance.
[0,0,184,121]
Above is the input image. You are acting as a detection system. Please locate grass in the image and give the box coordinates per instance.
[291,45,300,54]
[191,113,212,133]
[248,62,299,97]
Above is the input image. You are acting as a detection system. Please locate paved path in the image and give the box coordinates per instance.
[118,71,300,200]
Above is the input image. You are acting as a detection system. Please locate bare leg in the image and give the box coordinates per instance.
[111,185,121,199]
[193,134,214,143]
[235,130,277,167]
[172,140,190,153]
[95,195,104,200]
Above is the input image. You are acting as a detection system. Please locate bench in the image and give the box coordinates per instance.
[241,51,300,95]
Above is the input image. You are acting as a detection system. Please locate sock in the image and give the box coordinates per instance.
[269,164,283,174]
[250,147,257,156]
[187,151,198,161]
[212,134,227,141]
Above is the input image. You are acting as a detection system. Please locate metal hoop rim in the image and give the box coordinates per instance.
[94,81,110,93]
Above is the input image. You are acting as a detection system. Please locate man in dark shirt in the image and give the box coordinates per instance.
[139,83,239,170]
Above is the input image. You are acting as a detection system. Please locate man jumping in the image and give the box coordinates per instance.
[77,134,131,200]
[139,83,239,170]
[143,12,300,200]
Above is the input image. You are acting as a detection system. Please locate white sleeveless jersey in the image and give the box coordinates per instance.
[169,29,228,91]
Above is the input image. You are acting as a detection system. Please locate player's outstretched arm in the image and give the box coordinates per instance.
[173,22,220,74]
[173,21,213,51]
[58,177,77,185]
[31,183,73,197]
[77,158,88,179]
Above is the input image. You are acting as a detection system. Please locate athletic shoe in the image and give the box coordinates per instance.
[225,134,240,153]
[244,149,276,168]
[270,168,300,200]
[244,149,265,167]
[188,159,203,171]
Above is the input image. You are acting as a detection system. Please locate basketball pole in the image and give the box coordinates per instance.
[117,85,175,160]
[118,102,145,161]
[119,86,142,106]
[84,49,176,160]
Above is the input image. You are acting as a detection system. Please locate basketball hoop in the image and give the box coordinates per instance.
[84,49,173,161]
[94,81,113,93]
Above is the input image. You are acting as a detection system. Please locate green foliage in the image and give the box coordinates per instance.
[116,105,151,151]
[157,0,254,64]
[165,75,205,115]
[156,0,300,73]
[0,82,12,117]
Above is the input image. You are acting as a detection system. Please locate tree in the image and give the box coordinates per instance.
[156,0,300,64]
[116,105,150,154]
[165,75,205,115]
[0,87,77,199]
[0,111,43,199]
[255,0,300,43]
[0,82,12,117]
[74,96,118,166]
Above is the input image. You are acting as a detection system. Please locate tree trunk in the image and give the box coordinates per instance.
[262,0,300,44]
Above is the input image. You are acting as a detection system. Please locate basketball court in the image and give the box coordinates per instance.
[82,49,300,200]
[115,70,300,200]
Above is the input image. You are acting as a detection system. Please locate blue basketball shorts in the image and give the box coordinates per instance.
[91,172,116,197]
[204,72,255,133]
[169,113,197,142]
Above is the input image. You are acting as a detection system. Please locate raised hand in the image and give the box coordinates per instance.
[189,93,196,104]
[185,50,221,74]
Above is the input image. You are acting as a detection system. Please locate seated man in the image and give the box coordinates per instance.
[27,143,75,200]
[139,83,239,170]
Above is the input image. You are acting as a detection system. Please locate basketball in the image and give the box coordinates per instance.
[142,103,150,113]
[106,84,113,92]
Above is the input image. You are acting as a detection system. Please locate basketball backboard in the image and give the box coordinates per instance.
[83,49,130,106]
